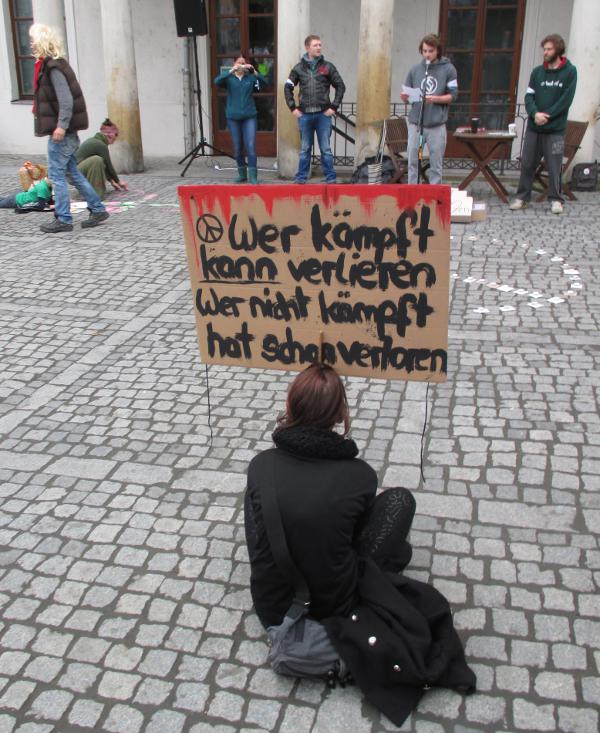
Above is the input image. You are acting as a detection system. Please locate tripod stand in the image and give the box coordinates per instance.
[179,35,232,177]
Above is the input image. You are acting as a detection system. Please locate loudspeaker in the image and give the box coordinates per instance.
[174,0,208,37]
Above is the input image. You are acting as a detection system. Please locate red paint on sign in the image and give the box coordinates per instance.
[178,184,451,231]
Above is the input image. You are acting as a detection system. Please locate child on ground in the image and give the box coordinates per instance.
[0,177,53,213]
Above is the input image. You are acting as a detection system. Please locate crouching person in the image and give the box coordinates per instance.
[245,364,476,727]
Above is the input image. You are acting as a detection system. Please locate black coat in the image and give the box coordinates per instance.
[244,426,475,727]
[245,426,377,628]
[324,560,476,725]
[284,54,346,113]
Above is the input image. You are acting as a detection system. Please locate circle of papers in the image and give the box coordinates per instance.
[459,245,585,316]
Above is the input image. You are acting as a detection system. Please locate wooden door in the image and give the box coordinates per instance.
[209,0,277,157]
[439,0,526,157]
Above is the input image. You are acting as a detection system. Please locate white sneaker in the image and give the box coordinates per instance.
[551,200,563,214]
[509,198,526,210]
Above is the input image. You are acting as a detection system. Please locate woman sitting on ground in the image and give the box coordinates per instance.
[245,363,475,726]
[76,119,128,198]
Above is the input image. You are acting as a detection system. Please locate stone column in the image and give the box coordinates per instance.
[567,0,600,163]
[99,0,144,172]
[32,0,67,55]
[355,0,394,165]
[276,0,310,178]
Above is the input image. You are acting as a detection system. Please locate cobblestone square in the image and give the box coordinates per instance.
[0,156,598,732]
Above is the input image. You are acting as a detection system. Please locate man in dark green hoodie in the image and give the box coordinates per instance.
[510,34,577,214]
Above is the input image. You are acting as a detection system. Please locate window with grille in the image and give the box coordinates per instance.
[439,0,526,157]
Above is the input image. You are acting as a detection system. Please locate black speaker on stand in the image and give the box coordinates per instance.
[175,0,232,176]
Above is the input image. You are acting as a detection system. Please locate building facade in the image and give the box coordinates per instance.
[1,0,597,174]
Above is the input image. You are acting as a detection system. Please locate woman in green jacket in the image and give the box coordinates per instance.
[214,55,267,183]
[76,119,128,198]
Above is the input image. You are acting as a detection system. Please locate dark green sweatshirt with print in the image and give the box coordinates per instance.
[524,58,577,134]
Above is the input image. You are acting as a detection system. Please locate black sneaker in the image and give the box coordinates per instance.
[40,219,74,233]
[81,210,110,229]
[15,201,46,214]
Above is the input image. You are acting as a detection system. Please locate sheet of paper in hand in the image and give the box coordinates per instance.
[178,184,450,382]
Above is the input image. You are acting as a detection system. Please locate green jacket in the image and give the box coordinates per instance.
[214,69,267,120]
[524,58,577,134]
[76,133,119,182]
[15,178,52,209]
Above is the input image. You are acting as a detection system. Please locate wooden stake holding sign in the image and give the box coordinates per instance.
[178,184,451,382]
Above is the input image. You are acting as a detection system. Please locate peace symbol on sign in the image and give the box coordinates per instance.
[196,214,224,243]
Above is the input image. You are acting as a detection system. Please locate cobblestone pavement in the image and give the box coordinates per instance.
[0,154,598,733]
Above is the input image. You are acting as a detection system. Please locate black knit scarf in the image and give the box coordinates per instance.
[272,426,358,460]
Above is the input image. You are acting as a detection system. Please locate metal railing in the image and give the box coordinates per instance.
[317,101,529,171]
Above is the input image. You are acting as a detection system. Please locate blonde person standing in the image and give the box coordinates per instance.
[30,24,108,232]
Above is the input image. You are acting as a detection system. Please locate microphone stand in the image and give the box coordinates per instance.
[417,60,430,184]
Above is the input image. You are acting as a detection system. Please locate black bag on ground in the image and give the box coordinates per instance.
[350,155,396,184]
[570,161,598,191]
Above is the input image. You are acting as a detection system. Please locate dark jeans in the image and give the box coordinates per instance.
[356,488,416,572]
[296,111,335,183]
[516,128,565,203]
[0,193,18,209]
[227,116,258,168]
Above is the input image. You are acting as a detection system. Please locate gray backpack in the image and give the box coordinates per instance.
[261,457,350,686]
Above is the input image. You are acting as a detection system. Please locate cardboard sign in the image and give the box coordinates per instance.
[178,185,450,382]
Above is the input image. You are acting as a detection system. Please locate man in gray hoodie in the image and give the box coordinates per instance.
[400,34,458,185]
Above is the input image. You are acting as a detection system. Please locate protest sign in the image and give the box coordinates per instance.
[178,184,450,381]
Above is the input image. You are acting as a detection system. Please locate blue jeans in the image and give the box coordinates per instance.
[227,117,257,168]
[47,133,105,224]
[296,112,335,183]
[0,193,18,208]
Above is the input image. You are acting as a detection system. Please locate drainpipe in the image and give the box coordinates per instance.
[182,37,195,154]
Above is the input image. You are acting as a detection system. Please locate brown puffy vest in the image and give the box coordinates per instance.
[34,58,88,137]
